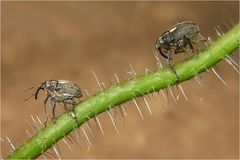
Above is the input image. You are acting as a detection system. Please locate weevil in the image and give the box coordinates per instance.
[156,21,206,82]
[25,80,82,126]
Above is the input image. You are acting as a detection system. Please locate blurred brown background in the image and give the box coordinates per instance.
[1,1,239,159]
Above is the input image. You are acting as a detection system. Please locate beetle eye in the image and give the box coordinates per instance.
[45,81,50,87]
[162,33,172,43]
[159,38,164,43]
[156,39,161,48]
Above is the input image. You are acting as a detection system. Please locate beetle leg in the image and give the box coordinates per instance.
[44,95,50,127]
[187,38,199,53]
[63,103,68,111]
[175,50,185,54]
[63,100,78,119]
[63,99,75,108]
[157,47,168,59]
[63,99,75,111]
[69,99,78,113]
[188,41,198,53]
[51,102,57,124]
[167,50,174,68]
[72,98,79,105]
[167,50,179,83]
[174,45,185,54]
[183,36,194,52]
[198,33,207,42]
[70,107,77,120]
[191,39,198,43]
[77,98,83,104]
[71,99,78,118]
[182,35,198,53]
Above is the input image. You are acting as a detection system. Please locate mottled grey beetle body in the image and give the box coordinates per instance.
[26,80,82,125]
[36,80,82,105]
[171,22,199,42]
[156,21,200,55]
[156,21,206,82]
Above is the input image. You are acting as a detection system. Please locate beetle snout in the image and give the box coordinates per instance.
[156,39,162,49]
[35,87,43,100]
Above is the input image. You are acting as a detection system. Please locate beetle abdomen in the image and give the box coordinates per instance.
[171,21,199,41]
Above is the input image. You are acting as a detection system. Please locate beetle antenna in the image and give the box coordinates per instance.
[24,93,35,101]
[24,87,34,92]
[35,87,42,100]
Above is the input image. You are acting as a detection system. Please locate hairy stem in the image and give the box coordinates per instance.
[6,23,239,159]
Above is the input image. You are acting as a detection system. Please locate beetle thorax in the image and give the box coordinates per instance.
[42,80,58,91]
[162,32,174,45]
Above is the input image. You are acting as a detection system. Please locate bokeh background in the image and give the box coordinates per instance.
[1,1,239,159]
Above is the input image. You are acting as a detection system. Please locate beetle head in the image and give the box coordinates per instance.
[156,31,173,50]
[24,83,45,101]
[156,37,163,49]
[34,81,54,100]
[161,31,173,44]
[34,82,46,100]
[24,80,57,101]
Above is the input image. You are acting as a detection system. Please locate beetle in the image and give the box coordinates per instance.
[156,21,206,82]
[25,80,82,126]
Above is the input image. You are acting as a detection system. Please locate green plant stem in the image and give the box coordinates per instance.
[6,23,239,159]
